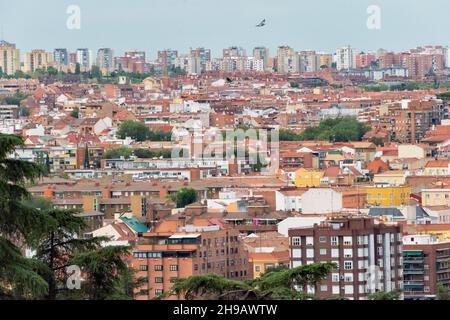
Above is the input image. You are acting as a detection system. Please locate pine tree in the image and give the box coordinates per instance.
[71,245,138,300]
[0,134,47,298]
[23,196,104,299]
[170,262,336,300]
[436,283,450,300]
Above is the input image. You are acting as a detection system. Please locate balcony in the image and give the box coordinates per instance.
[436,267,450,273]
[436,256,450,262]
[404,281,424,287]
[403,269,424,275]
[236,224,278,232]
[404,259,424,264]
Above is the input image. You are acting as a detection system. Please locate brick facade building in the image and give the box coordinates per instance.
[288,216,403,300]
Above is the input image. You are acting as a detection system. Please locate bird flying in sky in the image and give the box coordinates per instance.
[256,19,266,27]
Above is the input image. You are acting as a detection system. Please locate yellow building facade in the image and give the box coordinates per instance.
[422,189,450,207]
[23,49,54,73]
[366,185,410,207]
[0,41,20,75]
[294,168,324,188]
[249,252,289,279]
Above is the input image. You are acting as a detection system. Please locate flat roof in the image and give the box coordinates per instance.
[169,234,201,239]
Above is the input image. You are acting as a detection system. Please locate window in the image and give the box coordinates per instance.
[292,249,302,258]
[332,249,339,258]
[358,248,364,257]
[154,265,163,271]
[255,265,260,272]
[344,273,353,282]
[319,236,327,243]
[320,248,327,255]
[306,249,314,258]
[332,273,339,282]
[331,236,338,246]
[345,285,354,294]
[292,237,301,246]
[358,260,369,269]
[332,286,340,294]
[344,249,353,258]
[170,265,178,271]
[320,285,328,292]
[135,252,147,259]
[343,236,352,245]
[292,261,302,267]
[155,277,163,283]
[359,273,366,282]
[378,259,383,267]
[147,252,162,258]
[357,236,364,245]
[139,289,149,296]
[139,265,148,271]
[306,237,314,246]
[344,261,353,270]
[155,289,163,296]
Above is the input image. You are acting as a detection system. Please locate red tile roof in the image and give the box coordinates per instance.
[366,158,389,174]
[425,159,450,168]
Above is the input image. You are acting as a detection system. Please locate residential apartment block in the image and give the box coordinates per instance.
[132,218,249,299]
[403,234,450,299]
[0,40,20,75]
[289,216,403,300]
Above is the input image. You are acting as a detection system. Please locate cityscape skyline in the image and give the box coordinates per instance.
[2,0,450,306]
[1,0,450,59]
[2,40,448,78]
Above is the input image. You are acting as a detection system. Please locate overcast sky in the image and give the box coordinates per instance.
[0,0,449,58]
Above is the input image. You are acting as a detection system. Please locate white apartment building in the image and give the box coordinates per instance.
[76,48,92,68]
[335,46,357,70]
[275,189,304,212]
